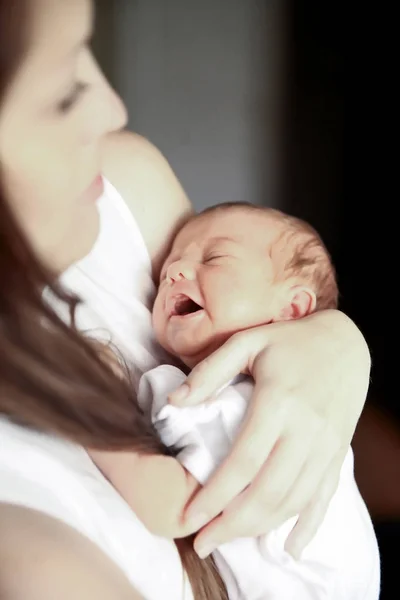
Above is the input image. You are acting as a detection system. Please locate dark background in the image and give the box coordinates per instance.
[281,2,392,598]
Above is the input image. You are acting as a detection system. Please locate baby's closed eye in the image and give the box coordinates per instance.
[204,254,228,264]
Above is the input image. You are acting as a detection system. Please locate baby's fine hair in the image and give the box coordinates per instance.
[196,202,338,311]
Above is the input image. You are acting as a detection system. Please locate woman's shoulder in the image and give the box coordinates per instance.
[0,419,189,599]
[101,131,193,279]
[0,503,141,600]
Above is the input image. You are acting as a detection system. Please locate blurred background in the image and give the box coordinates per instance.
[94,1,392,597]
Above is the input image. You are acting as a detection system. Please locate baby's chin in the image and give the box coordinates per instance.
[167,344,207,369]
[156,315,233,368]
[161,335,211,369]
[164,332,234,369]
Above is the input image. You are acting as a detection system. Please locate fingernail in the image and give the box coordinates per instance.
[195,542,216,559]
[286,544,301,561]
[186,511,208,532]
[292,548,302,561]
[169,384,190,404]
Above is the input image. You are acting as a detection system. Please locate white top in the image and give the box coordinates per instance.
[139,365,381,600]
[0,179,193,600]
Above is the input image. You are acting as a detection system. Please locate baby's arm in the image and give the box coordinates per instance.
[89,449,200,539]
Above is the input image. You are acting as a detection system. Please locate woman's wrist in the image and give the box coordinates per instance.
[311,309,371,368]
[307,309,371,436]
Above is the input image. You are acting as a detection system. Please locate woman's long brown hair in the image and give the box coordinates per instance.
[0,2,228,598]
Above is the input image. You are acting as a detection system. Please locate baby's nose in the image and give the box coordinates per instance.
[167,260,196,282]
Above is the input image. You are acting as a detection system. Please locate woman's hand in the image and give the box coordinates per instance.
[168,310,371,559]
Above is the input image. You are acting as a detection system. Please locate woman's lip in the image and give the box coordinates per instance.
[81,174,104,204]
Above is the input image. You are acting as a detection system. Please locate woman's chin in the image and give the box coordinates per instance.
[54,206,101,273]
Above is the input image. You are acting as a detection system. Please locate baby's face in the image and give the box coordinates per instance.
[153,209,287,367]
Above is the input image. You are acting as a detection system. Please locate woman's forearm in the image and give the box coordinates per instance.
[89,449,200,539]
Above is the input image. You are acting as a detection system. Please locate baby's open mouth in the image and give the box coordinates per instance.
[170,294,204,317]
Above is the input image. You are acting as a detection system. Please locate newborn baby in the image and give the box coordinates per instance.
[91,203,380,600]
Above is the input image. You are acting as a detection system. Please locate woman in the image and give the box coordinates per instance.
[0,1,372,599]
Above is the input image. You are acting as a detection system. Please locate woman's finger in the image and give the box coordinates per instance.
[193,423,340,556]
[168,329,267,407]
[284,458,342,558]
[191,428,316,554]
[254,434,340,542]
[183,383,284,531]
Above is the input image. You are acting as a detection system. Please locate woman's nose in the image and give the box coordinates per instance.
[105,86,128,134]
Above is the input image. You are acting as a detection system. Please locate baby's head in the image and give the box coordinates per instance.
[153,202,338,367]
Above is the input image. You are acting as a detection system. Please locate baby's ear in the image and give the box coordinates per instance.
[279,286,317,320]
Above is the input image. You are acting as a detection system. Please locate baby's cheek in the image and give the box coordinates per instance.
[211,280,252,325]
[226,289,272,330]
[152,295,166,339]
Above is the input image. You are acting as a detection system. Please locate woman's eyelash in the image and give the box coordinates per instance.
[57,81,89,114]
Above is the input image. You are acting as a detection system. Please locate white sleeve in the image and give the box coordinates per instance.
[0,418,122,554]
[0,423,102,544]
[138,366,249,484]
[0,466,85,534]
